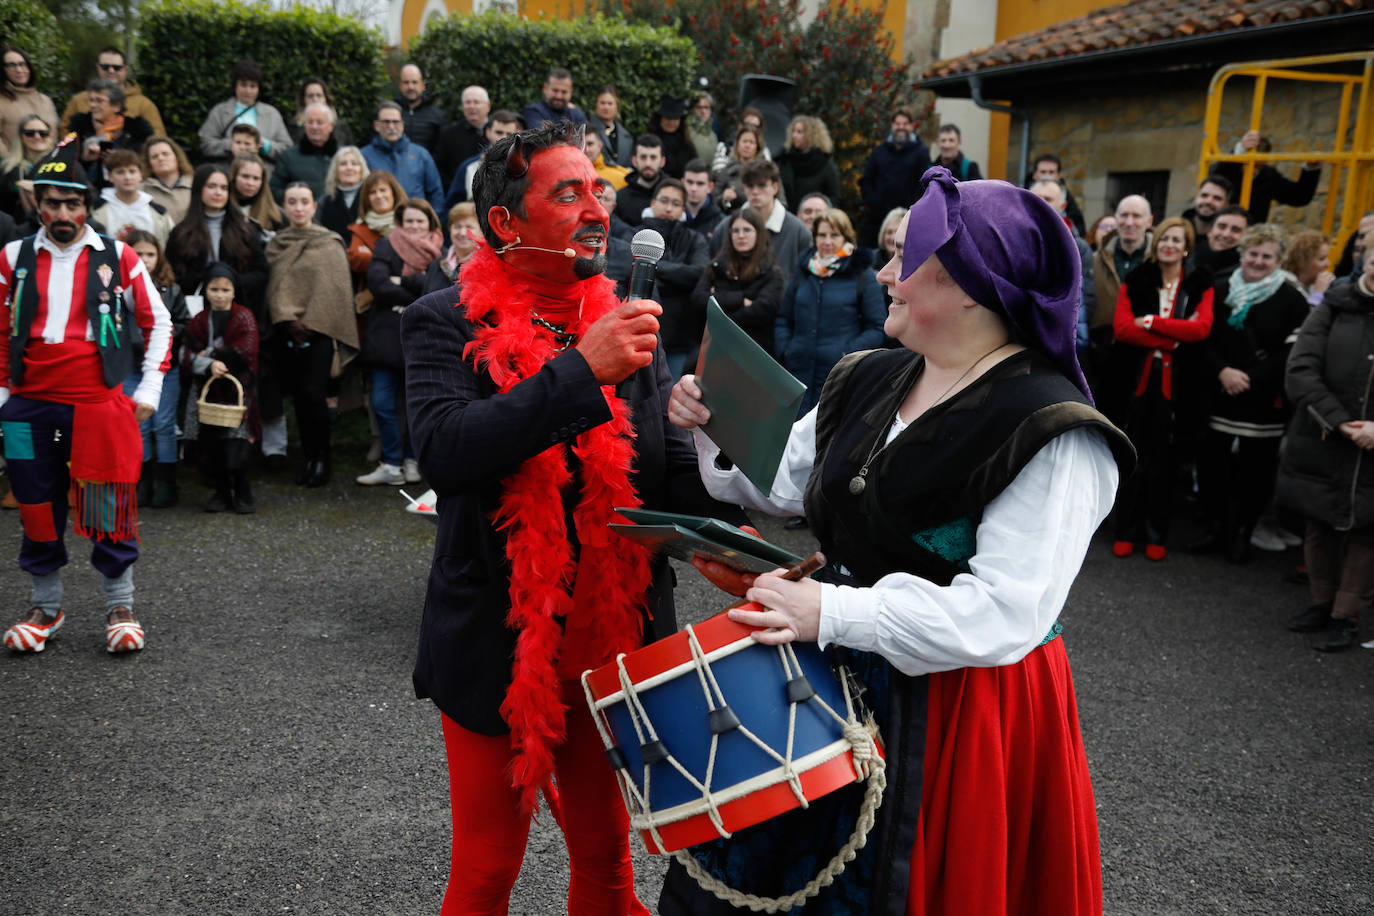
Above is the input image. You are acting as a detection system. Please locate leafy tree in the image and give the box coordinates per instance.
[592,0,928,211]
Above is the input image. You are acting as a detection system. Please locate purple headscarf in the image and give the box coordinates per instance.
[900,166,1089,398]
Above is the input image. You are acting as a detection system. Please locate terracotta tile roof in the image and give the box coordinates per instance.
[925,0,1372,78]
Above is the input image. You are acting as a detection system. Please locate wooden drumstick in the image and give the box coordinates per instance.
[780,552,826,582]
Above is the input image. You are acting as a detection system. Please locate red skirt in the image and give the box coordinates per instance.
[909,638,1102,915]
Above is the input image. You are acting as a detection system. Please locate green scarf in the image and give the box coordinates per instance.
[1225,268,1293,329]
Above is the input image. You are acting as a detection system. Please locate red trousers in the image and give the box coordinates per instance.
[439,680,651,916]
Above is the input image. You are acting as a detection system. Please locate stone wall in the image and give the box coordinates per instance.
[1008,73,1351,237]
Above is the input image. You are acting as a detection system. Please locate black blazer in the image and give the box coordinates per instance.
[402,288,749,734]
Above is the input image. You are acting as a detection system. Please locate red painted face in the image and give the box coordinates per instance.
[39,191,88,244]
[499,145,608,283]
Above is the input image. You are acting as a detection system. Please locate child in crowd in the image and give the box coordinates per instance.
[183,262,259,514]
[230,152,284,233]
[230,123,262,160]
[92,149,173,243]
[122,228,190,508]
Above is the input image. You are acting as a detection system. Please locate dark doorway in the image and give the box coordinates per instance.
[1107,170,1170,223]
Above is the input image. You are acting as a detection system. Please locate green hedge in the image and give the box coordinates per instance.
[0,0,73,100]
[410,12,696,136]
[134,0,388,159]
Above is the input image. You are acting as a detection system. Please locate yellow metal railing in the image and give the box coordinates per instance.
[1199,52,1374,255]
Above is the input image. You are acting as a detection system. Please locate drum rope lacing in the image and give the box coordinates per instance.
[581,621,887,913]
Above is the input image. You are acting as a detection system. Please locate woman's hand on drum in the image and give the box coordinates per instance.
[669,374,711,430]
[729,573,822,645]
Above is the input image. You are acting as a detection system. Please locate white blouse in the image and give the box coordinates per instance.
[692,409,1119,677]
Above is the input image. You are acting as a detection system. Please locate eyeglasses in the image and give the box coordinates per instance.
[4,61,29,70]
[22,128,50,138]
[376,118,404,126]
[99,63,125,72]
[653,197,685,208]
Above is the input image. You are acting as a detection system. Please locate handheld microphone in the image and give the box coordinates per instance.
[617,228,665,400]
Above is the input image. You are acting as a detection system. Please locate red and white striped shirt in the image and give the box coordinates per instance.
[0,225,171,408]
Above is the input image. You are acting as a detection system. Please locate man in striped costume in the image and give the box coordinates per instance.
[0,139,171,654]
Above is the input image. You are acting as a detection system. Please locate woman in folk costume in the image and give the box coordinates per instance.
[266,181,358,487]
[663,166,1134,915]
[399,121,748,915]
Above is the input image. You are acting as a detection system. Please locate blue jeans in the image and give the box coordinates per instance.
[371,368,413,466]
[123,368,181,463]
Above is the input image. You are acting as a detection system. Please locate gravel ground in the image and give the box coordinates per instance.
[0,463,1370,915]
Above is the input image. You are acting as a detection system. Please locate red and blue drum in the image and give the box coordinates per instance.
[582,605,882,854]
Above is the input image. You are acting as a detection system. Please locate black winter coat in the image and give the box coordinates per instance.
[1276,279,1374,530]
[858,138,931,227]
[1204,276,1310,427]
[433,119,483,190]
[400,288,747,734]
[166,220,269,325]
[363,235,427,369]
[690,254,785,356]
[776,148,841,215]
[1211,162,1320,223]
[316,191,359,245]
[614,175,658,228]
[640,216,709,352]
[397,93,448,153]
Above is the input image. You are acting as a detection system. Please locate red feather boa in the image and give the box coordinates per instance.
[458,245,653,814]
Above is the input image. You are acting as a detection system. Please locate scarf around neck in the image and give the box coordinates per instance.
[457,244,653,814]
[1226,268,1293,329]
[388,225,443,276]
[808,242,854,277]
[362,208,394,236]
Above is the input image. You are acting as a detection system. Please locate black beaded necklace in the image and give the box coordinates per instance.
[530,312,577,352]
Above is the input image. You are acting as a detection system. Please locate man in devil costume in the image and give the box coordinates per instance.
[401,121,748,915]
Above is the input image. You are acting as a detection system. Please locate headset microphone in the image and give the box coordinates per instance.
[495,236,576,258]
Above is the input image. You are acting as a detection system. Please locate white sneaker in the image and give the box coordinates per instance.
[403,458,422,483]
[356,462,404,486]
[1249,523,1287,552]
[1276,526,1304,547]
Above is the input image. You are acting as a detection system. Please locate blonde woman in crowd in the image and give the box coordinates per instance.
[140,136,194,223]
[776,115,840,215]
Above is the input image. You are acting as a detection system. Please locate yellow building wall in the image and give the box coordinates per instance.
[985,0,1115,179]
[401,0,472,49]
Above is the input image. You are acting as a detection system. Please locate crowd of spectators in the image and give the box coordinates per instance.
[1073,156,1371,651]
[2,41,1369,650]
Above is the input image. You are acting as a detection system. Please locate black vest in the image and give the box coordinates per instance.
[805,347,1135,588]
[8,234,132,390]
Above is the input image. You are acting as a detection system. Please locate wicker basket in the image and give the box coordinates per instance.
[197,374,247,429]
